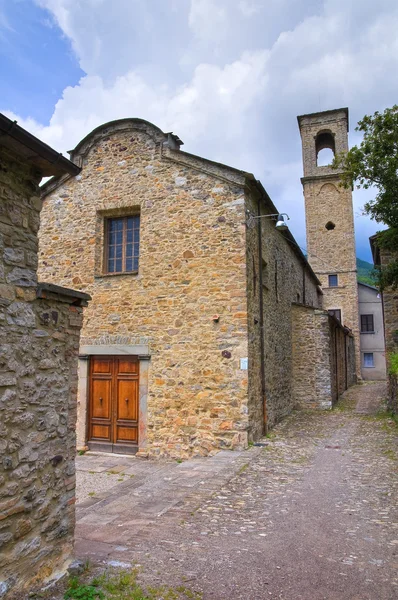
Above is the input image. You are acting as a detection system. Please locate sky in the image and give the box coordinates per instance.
[1,0,397,262]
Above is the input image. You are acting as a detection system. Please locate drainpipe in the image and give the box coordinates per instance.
[334,327,338,402]
[257,199,268,435]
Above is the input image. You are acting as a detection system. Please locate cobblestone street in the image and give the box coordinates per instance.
[60,382,397,599]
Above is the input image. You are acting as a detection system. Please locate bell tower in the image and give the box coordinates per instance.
[297,107,360,375]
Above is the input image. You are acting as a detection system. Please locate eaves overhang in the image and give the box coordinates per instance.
[245,174,322,288]
[369,233,381,266]
[0,113,81,178]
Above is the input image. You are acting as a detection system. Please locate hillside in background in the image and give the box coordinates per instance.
[357,258,377,287]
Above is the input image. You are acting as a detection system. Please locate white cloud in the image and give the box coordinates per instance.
[238,1,260,18]
[4,50,268,173]
[189,0,227,41]
[5,0,398,259]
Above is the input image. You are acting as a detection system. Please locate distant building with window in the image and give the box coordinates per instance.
[38,118,356,459]
[358,282,386,380]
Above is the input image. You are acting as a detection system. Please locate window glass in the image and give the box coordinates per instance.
[106,215,140,274]
[361,314,374,333]
[328,274,338,287]
[363,353,374,367]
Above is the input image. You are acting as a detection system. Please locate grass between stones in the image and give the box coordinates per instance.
[57,568,202,600]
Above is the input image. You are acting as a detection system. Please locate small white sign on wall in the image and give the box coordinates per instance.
[240,357,248,370]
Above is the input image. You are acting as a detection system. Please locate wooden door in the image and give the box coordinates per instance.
[88,356,139,454]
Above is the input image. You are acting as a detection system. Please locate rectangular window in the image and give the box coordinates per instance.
[328,309,341,322]
[328,274,338,287]
[361,314,374,333]
[106,215,140,274]
[363,353,374,368]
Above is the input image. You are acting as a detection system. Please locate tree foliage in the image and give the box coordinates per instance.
[332,105,398,289]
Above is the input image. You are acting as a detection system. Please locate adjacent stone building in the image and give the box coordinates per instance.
[38,118,355,459]
[298,108,361,376]
[0,113,90,597]
[292,305,356,409]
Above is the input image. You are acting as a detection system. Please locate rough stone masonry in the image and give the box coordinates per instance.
[0,120,89,598]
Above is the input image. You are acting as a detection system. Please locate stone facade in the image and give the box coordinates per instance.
[298,108,361,377]
[370,238,398,411]
[244,189,323,436]
[374,246,398,356]
[292,305,355,409]
[39,118,325,458]
[0,128,88,597]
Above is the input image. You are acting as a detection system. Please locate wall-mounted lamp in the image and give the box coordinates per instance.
[246,211,290,231]
[275,214,289,231]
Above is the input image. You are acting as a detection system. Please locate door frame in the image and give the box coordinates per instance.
[87,355,140,454]
[77,344,150,456]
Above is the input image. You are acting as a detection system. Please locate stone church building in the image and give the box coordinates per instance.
[38,116,355,458]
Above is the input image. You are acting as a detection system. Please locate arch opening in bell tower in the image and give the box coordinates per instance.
[316,130,335,166]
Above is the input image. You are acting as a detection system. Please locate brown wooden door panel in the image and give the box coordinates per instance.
[92,424,111,440]
[117,379,138,420]
[92,357,113,374]
[91,379,111,419]
[117,357,139,374]
[88,356,139,452]
[115,427,138,444]
[115,426,138,444]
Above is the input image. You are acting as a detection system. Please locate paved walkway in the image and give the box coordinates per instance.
[73,381,397,599]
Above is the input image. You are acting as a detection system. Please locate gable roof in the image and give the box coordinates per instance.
[69,118,183,162]
[358,281,379,292]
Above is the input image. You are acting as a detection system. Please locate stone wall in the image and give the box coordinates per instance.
[0,146,87,597]
[292,304,355,409]
[292,306,332,409]
[347,330,356,389]
[39,121,250,458]
[245,192,322,437]
[379,248,398,356]
[329,318,353,403]
[379,247,398,412]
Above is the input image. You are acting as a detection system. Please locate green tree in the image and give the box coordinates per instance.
[333,105,398,289]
